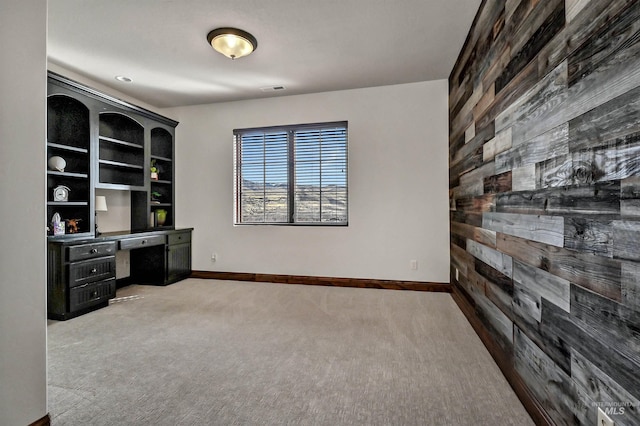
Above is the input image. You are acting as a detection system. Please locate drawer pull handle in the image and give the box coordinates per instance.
[90,268,98,274]
[142,240,146,245]
[90,248,98,254]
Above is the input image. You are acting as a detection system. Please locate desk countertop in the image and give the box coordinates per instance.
[48,228,193,245]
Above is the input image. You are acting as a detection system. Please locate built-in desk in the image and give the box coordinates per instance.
[47,228,193,320]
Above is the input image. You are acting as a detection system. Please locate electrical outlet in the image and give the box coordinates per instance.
[211,252,217,262]
[598,408,615,426]
[410,260,418,270]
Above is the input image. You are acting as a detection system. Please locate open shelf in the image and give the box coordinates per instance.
[47,170,89,179]
[98,159,144,170]
[47,92,92,235]
[47,201,88,207]
[99,136,145,150]
[47,142,88,154]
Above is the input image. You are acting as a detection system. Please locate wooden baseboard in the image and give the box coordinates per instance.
[450,284,554,426]
[191,270,451,292]
[29,414,50,426]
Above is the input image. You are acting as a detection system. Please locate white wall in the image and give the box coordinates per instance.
[166,81,450,282]
[0,1,48,425]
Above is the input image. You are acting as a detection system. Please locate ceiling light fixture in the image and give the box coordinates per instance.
[207,27,257,60]
[115,75,132,83]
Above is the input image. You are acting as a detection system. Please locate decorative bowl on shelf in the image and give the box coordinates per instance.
[48,156,66,172]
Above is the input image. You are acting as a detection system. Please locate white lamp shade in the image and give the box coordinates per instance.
[95,196,108,212]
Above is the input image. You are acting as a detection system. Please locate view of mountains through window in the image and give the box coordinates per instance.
[234,123,348,224]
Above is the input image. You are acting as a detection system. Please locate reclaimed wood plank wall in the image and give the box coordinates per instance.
[448,0,640,424]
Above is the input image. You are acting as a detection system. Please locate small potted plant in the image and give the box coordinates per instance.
[150,159,159,180]
[151,191,162,204]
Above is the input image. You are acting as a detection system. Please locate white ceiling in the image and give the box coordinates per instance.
[48,0,481,108]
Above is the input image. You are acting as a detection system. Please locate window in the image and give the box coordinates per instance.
[234,121,348,225]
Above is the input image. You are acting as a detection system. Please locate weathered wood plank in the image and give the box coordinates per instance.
[495,1,565,94]
[567,1,640,87]
[513,279,543,322]
[451,242,475,279]
[516,34,640,147]
[514,326,594,426]
[495,61,568,135]
[536,137,640,189]
[483,171,512,194]
[450,221,497,248]
[566,0,591,23]
[449,151,483,188]
[455,194,496,213]
[621,261,640,312]
[621,176,640,217]
[458,162,497,198]
[485,279,514,322]
[541,298,640,405]
[467,239,514,278]
[495,182,621,215]
[450,232,466,251]
[511,165,536,191]
[475,257,513,295]
[473,82,496,122]
[483,212,565,247]
[497,123,569,175]
[480,44,512,96]
[496,233,622,302]
[475,56,540,133]
[613,220,640,261]
[504,0,520,25]
[483,127,512,162]
[513,259,571,313]
[511,303,572,375]
[564,216,613,257]
[465,123,476,143]
[476,286,514,345]
[570,284,640,370]
[569,85,640,152]
[452,120,496,168]
[571,349,640,426]
[450,210,483,227]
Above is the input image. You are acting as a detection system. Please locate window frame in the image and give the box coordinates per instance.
[233,121,348,226]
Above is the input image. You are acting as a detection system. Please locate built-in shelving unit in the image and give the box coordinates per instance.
[46,71,179,236]
[46,72,190,321]
[149,127,174,228]
[97,113,145,189]
[46,93,92,236]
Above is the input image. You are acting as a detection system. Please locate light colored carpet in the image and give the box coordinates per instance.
[48,279,533,425]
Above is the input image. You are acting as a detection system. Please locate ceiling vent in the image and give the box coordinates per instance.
[260,85,286,92]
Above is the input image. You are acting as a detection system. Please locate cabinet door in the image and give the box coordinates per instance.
[167,242,191,283]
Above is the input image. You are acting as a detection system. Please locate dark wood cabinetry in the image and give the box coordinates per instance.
[47,72,178,233]
[46,72,192,320]
[47,89,93,236]
[167,230,192,283]
[129,229,192,286]
[48,240,117,320]
[49,229,193,320]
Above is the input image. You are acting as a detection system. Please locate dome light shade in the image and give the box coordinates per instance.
[207,28,257,60]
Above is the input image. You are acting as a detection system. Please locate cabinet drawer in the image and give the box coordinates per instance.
[69,278,116,312]
[68,256,115,288]
[168,231,191,246]
[68,242,116,261]
[119,235,165,250]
